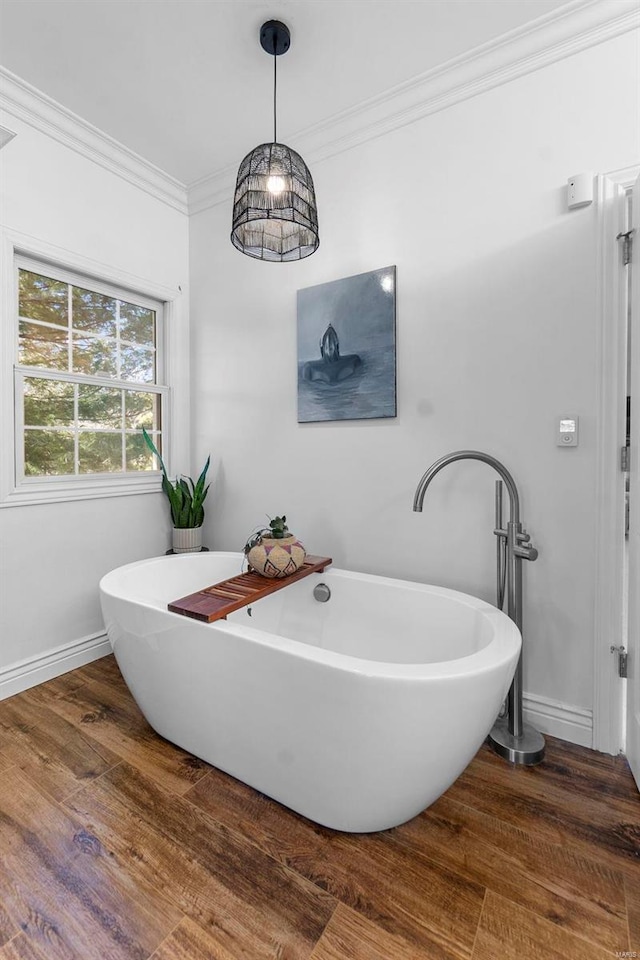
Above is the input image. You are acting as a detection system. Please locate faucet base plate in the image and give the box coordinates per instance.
[488,717,545,765]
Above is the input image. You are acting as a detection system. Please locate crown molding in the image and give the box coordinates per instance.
[189,0,640,216]
[1,1,636,220]
[0,123,16,149]
[0,66,189,215]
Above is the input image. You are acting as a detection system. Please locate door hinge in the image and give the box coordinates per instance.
[616,229,635,266]
[621,445,629,471]
[610,645,628,678]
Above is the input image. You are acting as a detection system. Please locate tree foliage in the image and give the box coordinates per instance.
[19,269,160,476]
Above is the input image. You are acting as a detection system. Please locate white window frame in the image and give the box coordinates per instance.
[0,228,189,506]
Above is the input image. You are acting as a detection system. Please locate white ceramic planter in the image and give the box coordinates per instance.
[172,527,202,554]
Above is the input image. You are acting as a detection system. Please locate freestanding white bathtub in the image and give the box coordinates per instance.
[99,552,521,832]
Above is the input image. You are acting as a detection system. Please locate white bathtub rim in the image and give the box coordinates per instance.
[205,616,519,682]
[100,553,521,682]
[101,551,503,614]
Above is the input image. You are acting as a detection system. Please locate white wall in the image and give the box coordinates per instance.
[0,111,189,694]
[190,31,639,741]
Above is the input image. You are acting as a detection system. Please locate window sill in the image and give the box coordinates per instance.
[0,473,163,507]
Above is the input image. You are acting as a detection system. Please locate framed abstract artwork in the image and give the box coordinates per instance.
[297,265,396,423]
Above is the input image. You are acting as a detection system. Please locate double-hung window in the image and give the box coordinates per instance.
[11,255,167,501]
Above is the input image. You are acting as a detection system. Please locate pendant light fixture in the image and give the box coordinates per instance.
[231,20,319,262]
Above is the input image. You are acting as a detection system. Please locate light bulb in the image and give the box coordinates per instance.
[267,175,286,194]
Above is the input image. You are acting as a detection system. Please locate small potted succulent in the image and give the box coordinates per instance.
[142,428,211,553]
[244,514,306,579]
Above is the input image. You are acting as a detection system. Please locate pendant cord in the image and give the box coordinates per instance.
[273,50,277,143]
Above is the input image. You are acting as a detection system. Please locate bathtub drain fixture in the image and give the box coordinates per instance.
[313,583,331,602]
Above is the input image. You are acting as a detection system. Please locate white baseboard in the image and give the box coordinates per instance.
[524,692,593,748]
[0,631,112,701]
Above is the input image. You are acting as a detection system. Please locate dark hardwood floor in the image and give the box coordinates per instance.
[0,655,638,959]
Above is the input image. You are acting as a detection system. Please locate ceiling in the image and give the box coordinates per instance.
[0,0,573,186]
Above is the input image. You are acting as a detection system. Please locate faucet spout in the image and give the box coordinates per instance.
[413,450,520,521]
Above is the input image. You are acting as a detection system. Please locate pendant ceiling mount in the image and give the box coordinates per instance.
[230,19,320,262]
[260,20,290,57]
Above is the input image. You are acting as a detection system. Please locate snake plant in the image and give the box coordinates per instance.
[142,428,210,528]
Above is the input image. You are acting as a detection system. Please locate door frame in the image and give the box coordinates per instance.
[593,164,639,754]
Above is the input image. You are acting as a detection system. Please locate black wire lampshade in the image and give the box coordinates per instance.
[231,142,319,261]
[230,20,319,262]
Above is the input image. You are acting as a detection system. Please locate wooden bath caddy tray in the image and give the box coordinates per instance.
[168,555,333,623]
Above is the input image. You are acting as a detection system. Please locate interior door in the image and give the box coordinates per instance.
[627,173,640,790]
